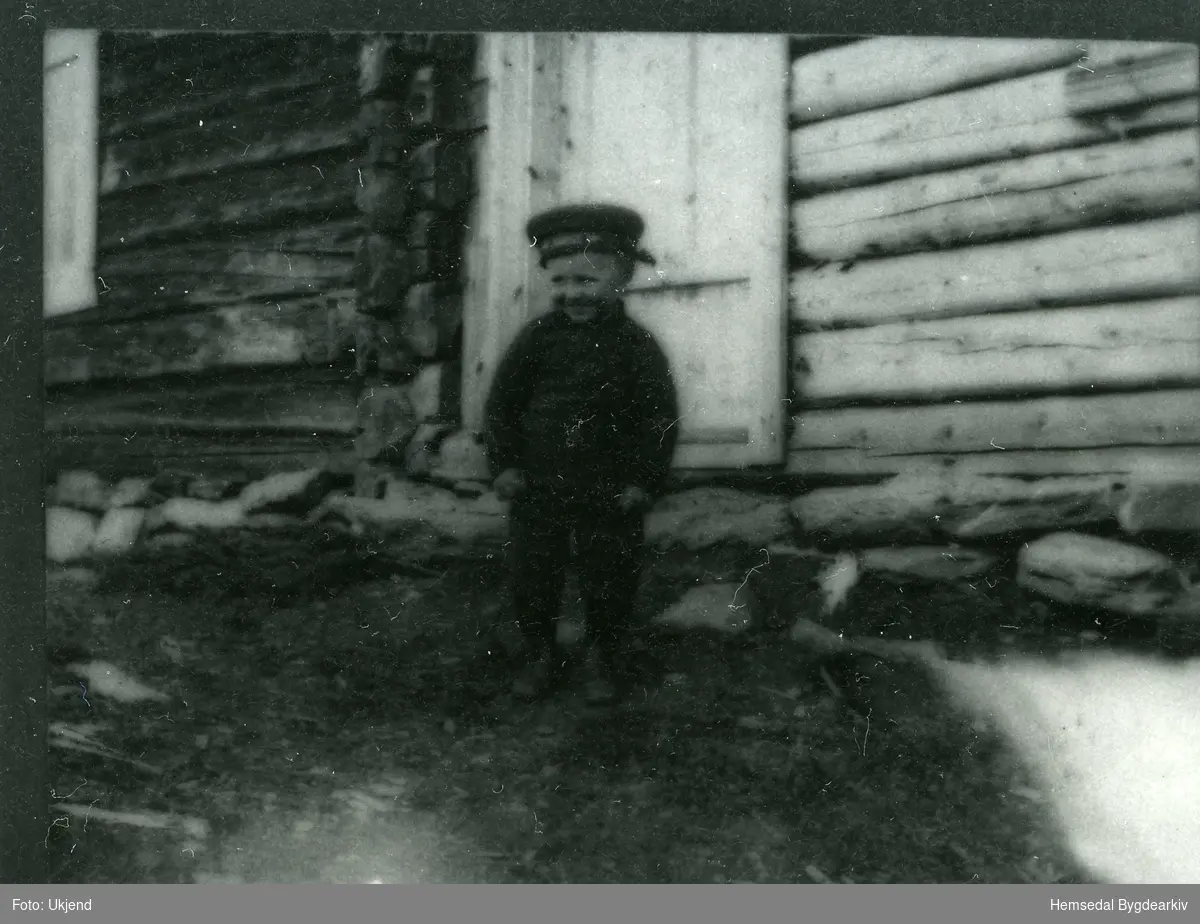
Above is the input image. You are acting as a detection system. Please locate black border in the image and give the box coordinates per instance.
[2,0,1197,888]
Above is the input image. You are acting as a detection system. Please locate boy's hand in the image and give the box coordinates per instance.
[617,485,651,513]
[493,468,527,501]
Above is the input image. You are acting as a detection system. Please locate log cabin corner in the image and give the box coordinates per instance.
[44,30,1200,552]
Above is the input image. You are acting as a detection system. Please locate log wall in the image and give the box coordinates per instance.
[787,36,1200,491]
[45,31,479,479]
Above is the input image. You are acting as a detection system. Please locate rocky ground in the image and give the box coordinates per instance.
[43,524,1108,885]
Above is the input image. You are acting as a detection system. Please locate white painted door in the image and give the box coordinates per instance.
[551,33,791,469]
[44,30,99,318]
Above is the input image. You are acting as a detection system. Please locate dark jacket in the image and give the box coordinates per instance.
[482,305,679,498]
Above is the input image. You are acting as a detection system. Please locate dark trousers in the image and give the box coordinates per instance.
[507,488,645,663]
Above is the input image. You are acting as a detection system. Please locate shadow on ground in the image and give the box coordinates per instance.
[44,531,1097,884]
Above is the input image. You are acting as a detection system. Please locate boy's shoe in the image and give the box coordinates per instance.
[511,647,572,702]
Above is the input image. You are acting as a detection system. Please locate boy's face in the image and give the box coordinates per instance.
[544,251,634,323]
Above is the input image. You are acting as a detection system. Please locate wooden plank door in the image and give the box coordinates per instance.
[551,33,791,469]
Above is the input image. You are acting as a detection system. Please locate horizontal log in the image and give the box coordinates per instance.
[790,471,1128,541]
[791,47,1199,190]
[45,372,361,436]
[791,389,1200,454]
[94,220,365,270]
[91,278,348,324]
[101,34,361,117]
[793,297,1200,403]
[101,84,362,194]
[101,34,284,100]
[1066,45,1200,115]
[98,155,360,252]
[790,214,1200,329]
[44,291,359,387]
[788,38,1180,123]
[93,251,356,321]
[103,55,360,142]
[45,431,354,483]
[785,446,1200,482]
[791,128,1200,262]
[97,249,355,281]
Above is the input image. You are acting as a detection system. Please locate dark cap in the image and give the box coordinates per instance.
[526,203,656,267]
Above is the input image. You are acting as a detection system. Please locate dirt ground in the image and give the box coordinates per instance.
[43,528,1101,884]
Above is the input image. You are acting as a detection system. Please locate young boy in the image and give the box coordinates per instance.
[482,204,680,706]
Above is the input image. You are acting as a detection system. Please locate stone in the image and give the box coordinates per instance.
[309,479,507,545]
[186,475,244,502]
[430,430,492,483]
[241,514,306,531]
[409,362,447,422]
[67,660,169,704]
[646,488,792,551]
[353,315,413,378]
[355,171,410,233]
[108,477,155,508]
[815,551,861,616]
[51,470,110,513]
[354,384,416,465]
[788,617,851,654]
[398,282,461,359]
[652,584,755,635]
[858,545,999,582]
[238,468,337,515]
[46,507,99,563]
[92,508,147,557]
[158,498,248,532]
[789,477,942,542]
[1017,532,1191,618]
[403,423,451,478]
[1118,482,1200,534]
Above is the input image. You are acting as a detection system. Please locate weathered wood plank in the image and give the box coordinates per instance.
[791,46,1199,190]
[45,372,360,435]
[101,34,361,115]
[790,214,1200,329]
[791,389,1200,455]
[95,220,364,268]
[101,84,362,194]
[45,431,354,482]
[92,250,356,321]
[785,446,1200,482]
[1067,45,1200,115]
[90,275,350,324]
[103,55,360,141]
[789,37,1139,123]
[97,249,355,281]
[44,291,359,387]
[101,34,289,102]
[97,155,360,252]
[792,297,1200,404]
[790,471,1128,541]
[791,128,1200,262]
